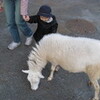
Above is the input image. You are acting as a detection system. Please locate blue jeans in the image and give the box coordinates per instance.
[3,0,33,43]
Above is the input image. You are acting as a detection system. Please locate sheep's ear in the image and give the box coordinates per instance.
[22,70,29,74]
[39,73,44,79]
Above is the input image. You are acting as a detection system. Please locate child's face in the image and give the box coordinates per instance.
[40,16,50,22]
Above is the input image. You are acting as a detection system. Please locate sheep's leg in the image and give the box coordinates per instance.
[55,66,59,71]
[91,80,100,100]
[48,65,59,81]
[88,81,92,87]
[86,65,100,100]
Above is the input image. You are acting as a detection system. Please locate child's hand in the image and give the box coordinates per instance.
[22,15,30,21]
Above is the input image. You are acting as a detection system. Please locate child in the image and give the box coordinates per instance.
[24,5,58,43]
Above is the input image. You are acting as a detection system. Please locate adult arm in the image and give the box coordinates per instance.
[21,0,29,15]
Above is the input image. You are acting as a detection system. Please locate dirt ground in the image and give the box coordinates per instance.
[0,0,100,100]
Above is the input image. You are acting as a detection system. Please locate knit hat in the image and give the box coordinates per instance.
[37,5,52,17]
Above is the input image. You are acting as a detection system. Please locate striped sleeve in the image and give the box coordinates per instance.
[21,0,29,15]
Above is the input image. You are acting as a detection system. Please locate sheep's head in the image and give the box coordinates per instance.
[22,70,44,90]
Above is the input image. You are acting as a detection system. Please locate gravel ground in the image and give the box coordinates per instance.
[0,0,100,100]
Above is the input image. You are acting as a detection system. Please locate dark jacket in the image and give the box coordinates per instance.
[27,15,58,42]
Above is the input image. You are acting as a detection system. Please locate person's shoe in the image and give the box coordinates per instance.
[8,42,21,50]
[25,35,33,46]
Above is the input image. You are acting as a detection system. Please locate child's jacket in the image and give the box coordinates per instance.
[27,15,58,42]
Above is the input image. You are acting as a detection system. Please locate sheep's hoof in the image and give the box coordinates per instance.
[92,97,99,100]
[92,99,99,100]
[88,81,92,87]
[55,66,59,71]
[47,77,53,81]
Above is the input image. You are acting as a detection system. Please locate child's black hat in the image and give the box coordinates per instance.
[37,5,52,17]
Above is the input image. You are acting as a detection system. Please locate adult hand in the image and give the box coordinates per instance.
[22,15,30,21]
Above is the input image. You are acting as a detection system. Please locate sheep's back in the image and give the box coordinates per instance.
[38,33,100,72]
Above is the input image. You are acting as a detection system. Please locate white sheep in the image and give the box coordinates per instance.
[22,33,100,100]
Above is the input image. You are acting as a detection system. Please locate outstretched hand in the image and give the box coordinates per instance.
[22,15,30,21]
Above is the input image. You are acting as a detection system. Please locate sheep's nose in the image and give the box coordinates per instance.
[31,86,38,90]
